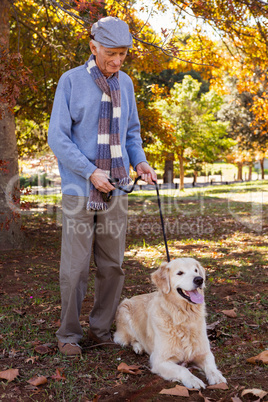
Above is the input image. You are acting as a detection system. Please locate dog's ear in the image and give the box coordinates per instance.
[151,262,171,294]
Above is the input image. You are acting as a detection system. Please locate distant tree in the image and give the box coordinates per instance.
[136,69,210,103]
[219,76,268,179]
[147,76,233,189]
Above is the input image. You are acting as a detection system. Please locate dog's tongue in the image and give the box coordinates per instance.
[187,290,204,304]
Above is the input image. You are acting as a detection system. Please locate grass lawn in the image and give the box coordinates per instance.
[1,180,267,401]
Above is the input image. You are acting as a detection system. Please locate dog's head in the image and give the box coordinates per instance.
[151,258,205,304]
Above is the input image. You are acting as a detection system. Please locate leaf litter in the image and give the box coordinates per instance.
[0,189,267,400]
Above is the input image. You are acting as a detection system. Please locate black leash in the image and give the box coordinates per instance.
[103,176,170,263]
[153,180,170,263]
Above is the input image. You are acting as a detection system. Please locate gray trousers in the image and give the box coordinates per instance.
[56,194,128,344]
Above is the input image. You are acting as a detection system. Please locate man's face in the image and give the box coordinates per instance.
[90,42,128,77]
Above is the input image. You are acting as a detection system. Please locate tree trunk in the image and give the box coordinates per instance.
[0,0,23,249]
[237,163,243,181]
[193,171,198,187]
[248,163,252,181]
[178,154,184,190]
[163,153,174,184]
[260,158,265,180]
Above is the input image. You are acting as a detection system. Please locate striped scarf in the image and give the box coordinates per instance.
[86,54,130,210]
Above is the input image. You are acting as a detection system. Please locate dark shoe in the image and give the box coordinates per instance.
[58,340,82,356]
[88,329,115,346]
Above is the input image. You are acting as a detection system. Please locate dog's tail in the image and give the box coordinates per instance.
[114,300,133,346]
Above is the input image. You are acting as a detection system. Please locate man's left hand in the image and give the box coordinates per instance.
[136,162,157,185]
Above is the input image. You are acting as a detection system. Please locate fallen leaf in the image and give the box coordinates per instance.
[51,368,66,381]
[206,320,221,330]
[222,309,237,318]
[241,388,267,399]
[27,376,48,386]
[0,368,19,382]
[198,391,213,401]
[13,309,26,316]
[34,345,50,354]
[31,340,41,346]
[159,385,189,396]
[25,356,39,364]
[117,362,142,375]
[246,350,268,365]
[33,319,46,326]
[9,348,19,357]
[207,382,229,390]
[231,396,242,402]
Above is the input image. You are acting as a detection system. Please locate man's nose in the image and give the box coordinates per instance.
[112,56,122,66]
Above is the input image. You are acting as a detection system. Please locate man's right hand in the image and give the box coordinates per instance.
[90,169,115,193]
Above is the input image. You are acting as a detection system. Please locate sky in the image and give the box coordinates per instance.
[136,1,176,33]
[134,0,216,39]
[134,0,178,34]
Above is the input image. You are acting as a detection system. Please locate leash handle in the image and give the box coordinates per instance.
[102,176,141,202]
[108,175,141,193]
[153,180,170,263]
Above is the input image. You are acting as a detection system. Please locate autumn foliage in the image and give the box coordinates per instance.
[0,0,267,166]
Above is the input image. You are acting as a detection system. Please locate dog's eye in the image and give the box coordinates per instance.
[195,269,198,273]
[177,271,184,275]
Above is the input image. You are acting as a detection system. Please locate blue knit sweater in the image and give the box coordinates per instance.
[48,59,147,196]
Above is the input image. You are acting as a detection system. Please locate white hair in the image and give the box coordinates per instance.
[91,39,101,50]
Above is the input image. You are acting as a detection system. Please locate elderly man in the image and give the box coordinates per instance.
[48,16,156,355]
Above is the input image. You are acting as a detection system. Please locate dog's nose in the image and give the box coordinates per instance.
[193,276,203,287]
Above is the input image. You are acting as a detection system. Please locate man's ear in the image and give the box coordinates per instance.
[89,41,98,56]
[151,262,170,294]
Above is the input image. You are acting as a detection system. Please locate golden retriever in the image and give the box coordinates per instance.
[114,258,226,389]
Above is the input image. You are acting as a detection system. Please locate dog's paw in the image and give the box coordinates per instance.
[132,341,144,355]
[207,370,227,386]
[113,332,127,346]
[181,374,206,390]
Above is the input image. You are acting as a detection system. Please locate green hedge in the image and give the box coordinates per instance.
[20,173,52,188]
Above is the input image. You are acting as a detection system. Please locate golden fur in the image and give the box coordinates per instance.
[114,257,226,389]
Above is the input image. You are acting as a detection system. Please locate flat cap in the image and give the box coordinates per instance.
[91,16,133,48]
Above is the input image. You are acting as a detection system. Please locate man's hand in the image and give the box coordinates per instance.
[136,162,157,185]
[90,169,115,193]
